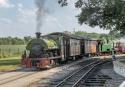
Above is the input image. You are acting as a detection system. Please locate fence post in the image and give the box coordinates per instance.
[0,49,1,58]
[18,48,20,55]
[9,48,11,56]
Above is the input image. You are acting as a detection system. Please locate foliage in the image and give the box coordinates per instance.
[0,36,31,58]
[58,0,125,34]
[43,38,59,49]
[74,31,116,42]
[24,36,32,44]
[0,37,24,45]
[74,31,101,39]
[0,36,32,45]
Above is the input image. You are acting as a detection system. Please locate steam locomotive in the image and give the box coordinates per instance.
[21,32,101,69]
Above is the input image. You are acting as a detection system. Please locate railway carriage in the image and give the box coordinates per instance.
[84,39,100,56]
[115,42,125,54]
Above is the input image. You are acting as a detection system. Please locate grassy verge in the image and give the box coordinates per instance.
[0,45,25,58]
[0,57,21,71]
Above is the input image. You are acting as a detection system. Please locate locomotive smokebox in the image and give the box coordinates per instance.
[36,32,41,38]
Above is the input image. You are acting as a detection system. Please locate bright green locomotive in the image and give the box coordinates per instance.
[99,42,113,55]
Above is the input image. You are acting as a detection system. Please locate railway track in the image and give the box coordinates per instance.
[54,60,101,87]
[40,59,109,87]
[82,61,112,87]
[70,60,110,87]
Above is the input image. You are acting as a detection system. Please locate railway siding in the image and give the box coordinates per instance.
[37,59,125,87]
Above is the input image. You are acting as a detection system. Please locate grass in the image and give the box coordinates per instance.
[0,45,26,58]
[0,57,21,71]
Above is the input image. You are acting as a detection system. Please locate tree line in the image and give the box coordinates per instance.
[74,31,118,43]
[0,36,32,45]
[0,31,118,45]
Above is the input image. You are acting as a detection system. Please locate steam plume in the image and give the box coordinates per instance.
[35,0,46,33]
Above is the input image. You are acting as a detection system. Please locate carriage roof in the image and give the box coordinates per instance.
[42,32,89,40]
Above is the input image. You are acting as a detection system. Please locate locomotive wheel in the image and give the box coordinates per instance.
[50,60,56,66]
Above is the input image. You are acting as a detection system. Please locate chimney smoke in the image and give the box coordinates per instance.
[35,0,46,33]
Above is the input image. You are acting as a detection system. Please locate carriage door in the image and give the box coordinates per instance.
[60,37,65,61]
[60,37,69,61]
[63,37,70,60]
[65,38,70,58]
[60,36,70,61]
[80,40,85,55]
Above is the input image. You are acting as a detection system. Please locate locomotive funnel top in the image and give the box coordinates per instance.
[36,32,41,38]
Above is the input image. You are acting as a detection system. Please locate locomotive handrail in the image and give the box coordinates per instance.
[49,56,62,59]
[30,56,62,60]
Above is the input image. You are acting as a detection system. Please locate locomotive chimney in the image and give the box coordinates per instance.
[36,32,41,38]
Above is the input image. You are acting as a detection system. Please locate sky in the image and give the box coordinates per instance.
[0,0,109,37]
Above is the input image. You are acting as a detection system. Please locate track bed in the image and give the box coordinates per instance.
[37,59,125,87]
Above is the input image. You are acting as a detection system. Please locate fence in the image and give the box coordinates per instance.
[0,45,26,58]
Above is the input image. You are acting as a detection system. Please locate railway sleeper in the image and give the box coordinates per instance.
[60,85,73,87]
[85,80,106,83]
[86,79,106,81]
[101,75,112,79]
[64,82,76,85]
[88,77,112,80]
[74,74,85,77]
[67,79,81,82]
[96,77,112,80]
[83,83,105,86]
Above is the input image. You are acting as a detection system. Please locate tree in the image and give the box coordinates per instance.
[24,36,32,44]
[58,0,125,34]
[74,31,116,42]
[0,37,25,45]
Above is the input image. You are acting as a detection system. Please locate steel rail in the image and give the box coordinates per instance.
[71,61,103,87]
[55,60,100,87]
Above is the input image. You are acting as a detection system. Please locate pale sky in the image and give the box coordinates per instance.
[0,0,109,37]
